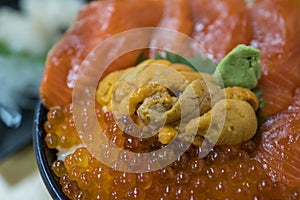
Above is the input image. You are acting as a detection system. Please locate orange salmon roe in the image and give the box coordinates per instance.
[44,105,80,149]
[45,104,300,200]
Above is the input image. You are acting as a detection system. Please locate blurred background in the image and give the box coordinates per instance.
[0,0,89,199]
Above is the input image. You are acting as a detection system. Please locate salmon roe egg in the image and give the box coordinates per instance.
[45,104,300,199]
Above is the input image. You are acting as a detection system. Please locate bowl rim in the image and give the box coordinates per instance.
[32,101,66,200]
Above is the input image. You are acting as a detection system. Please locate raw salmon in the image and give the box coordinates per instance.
[149,0,193,58]
[248,0,300,116]
[38,0,300,189]
[249,0,300,188]
[190,0,252,62]
[254,88,300,187]
[40,0,164,108]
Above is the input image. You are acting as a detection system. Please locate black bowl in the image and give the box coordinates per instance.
[33,102,66,200]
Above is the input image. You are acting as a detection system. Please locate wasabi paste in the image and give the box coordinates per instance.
[213,44,261,89]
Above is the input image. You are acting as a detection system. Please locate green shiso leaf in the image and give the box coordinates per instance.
[152,51,216,74]
[185,52,216,74]
[253,87,263,99]
[155,52,164,60]
[136,52,149,64]
[252,88,268,131]
[252,87,268,128]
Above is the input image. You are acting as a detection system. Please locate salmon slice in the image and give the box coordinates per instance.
[149,0,193,58]
[40,0,164,109]
[248,0,300,116]
[254,88,300,187]
[257,49,300,116]
[190,0,252,63]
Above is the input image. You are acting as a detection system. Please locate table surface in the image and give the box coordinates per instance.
[0,144,52,200]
